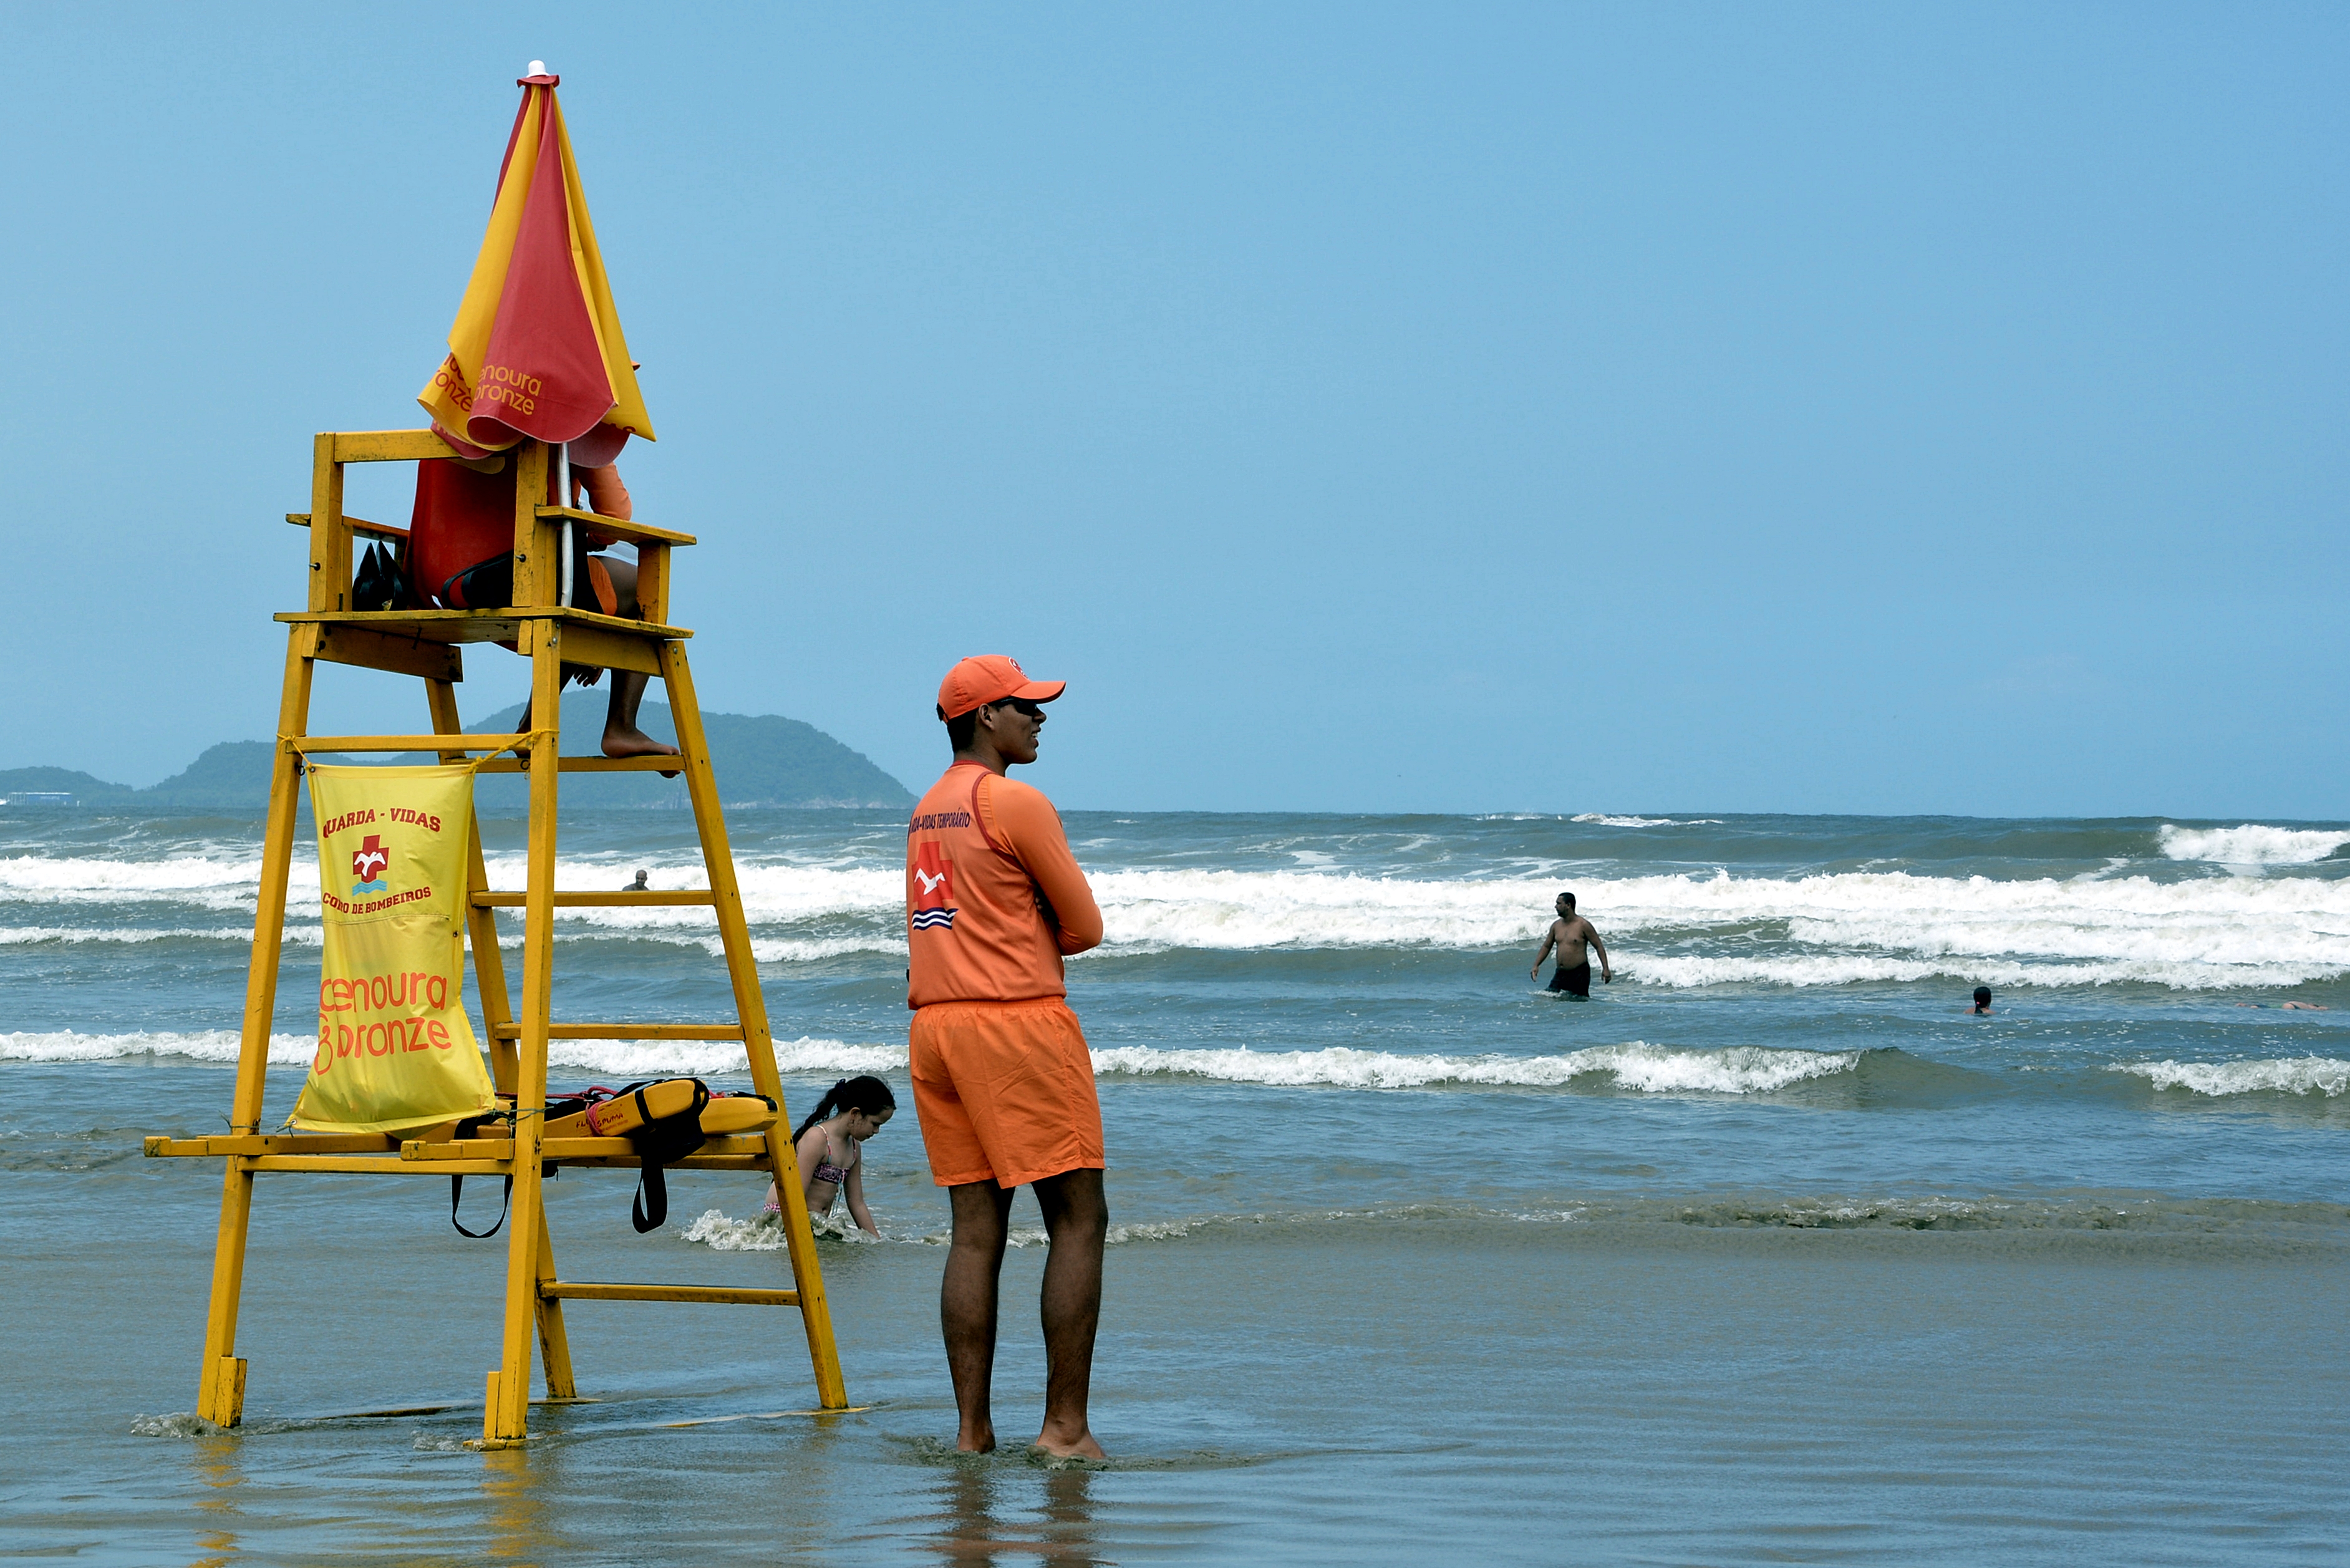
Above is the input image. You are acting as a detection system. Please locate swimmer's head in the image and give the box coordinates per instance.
[1972,986,1992,1011]
[1556,891,1577,912]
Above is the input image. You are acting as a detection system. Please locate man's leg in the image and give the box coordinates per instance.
[589,556,681,765]
[1031,1168,1108,1459]
[943,1179,1015,1453]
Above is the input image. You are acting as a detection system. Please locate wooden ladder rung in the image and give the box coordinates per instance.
[488,1022,743,1039]
[475,755,691,773]
[291,733,533,753]
[146,1133,400,1158]
[471,891,717,907]
[541,1282,800,1307]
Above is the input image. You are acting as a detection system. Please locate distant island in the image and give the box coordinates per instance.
[0,693,913,812]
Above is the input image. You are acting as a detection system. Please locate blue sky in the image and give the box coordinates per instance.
[4,3,2343,816]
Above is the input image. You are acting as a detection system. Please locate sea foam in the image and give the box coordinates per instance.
[10,836,2350,988]
[678,1206,1217,1252]
[1088,1042,1855,1094]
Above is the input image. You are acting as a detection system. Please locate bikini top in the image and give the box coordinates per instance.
[813,1159,851,1186]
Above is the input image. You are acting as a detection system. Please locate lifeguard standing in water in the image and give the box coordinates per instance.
[905,656,1108,1459]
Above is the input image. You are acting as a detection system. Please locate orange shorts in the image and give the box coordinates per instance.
[909,999,1103,1189]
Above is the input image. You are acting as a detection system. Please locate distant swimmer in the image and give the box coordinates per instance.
[2236,1000,2330,1010]
[624,868,650,891]
[1530,891,1611,997]
[1970,986,1993,1015]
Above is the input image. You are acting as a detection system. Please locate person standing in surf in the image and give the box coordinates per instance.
[1531,891,1612,996]
[906,656,1109,1460]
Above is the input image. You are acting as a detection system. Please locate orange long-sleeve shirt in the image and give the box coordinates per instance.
[409,457,632,607]
[906,762,1103,1009]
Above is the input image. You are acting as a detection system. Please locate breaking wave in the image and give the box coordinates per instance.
[2158,823,2350,866]
[3,1030,1885,1100]
[2112,1057,2350,1098]
[0,1028,887,1080]
[0,1029,317,1066]
[0,852,271,909]
[536,1036,897,1081]
[0,924,312,947]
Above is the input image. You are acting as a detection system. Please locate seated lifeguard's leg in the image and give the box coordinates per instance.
[589,554,681,765]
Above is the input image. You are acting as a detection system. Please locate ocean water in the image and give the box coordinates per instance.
[4,805,2347,1564]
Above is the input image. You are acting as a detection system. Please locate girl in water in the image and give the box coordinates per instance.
[765,1075,895,1237]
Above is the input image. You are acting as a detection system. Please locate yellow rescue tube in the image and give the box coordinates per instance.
[700,1093,778,1135]
[542,1082,775,1139]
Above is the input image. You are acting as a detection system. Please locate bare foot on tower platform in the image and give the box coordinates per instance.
[602,669,681,777]
[602,722,682,777]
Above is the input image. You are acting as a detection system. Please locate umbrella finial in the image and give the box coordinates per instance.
[528,60,546,76]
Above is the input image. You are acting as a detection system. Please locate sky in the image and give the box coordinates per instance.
[2,2,2344,817]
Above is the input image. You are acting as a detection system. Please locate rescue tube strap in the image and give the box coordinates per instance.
[452,1173,513,1239]
[622,1078,711,1234]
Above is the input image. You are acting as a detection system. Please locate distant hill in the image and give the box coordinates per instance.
[460,695,911,810]
[145,742,287,809]
[0,766,132,802]
[0,700,911,813]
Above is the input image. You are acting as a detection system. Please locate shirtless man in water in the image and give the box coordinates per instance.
[1530,891,1612,997]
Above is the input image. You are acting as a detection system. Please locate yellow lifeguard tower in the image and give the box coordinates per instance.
[142,432,847,1445]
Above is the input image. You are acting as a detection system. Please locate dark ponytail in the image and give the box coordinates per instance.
[793,1075,897,1142]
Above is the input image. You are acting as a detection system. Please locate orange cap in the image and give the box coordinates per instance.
[937,655,1066,720]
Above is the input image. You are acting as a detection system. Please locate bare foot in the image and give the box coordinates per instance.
[1031,1428,1106,1461]
[603,724,682,778]
[956,1421,997,1454]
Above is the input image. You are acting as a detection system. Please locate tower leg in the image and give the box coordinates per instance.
[660,641,848,1408]
[197,629,314,1426]
[486,625,563,1445]
[533,1199,578,1400]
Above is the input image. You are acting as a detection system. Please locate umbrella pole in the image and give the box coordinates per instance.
[555,443,574,608]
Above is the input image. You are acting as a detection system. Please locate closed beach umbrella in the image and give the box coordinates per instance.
[417,64,654,466]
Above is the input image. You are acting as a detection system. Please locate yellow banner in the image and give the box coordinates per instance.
[290,766,496,1135]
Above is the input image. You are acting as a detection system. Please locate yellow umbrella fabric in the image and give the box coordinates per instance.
[418,67,653,463]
